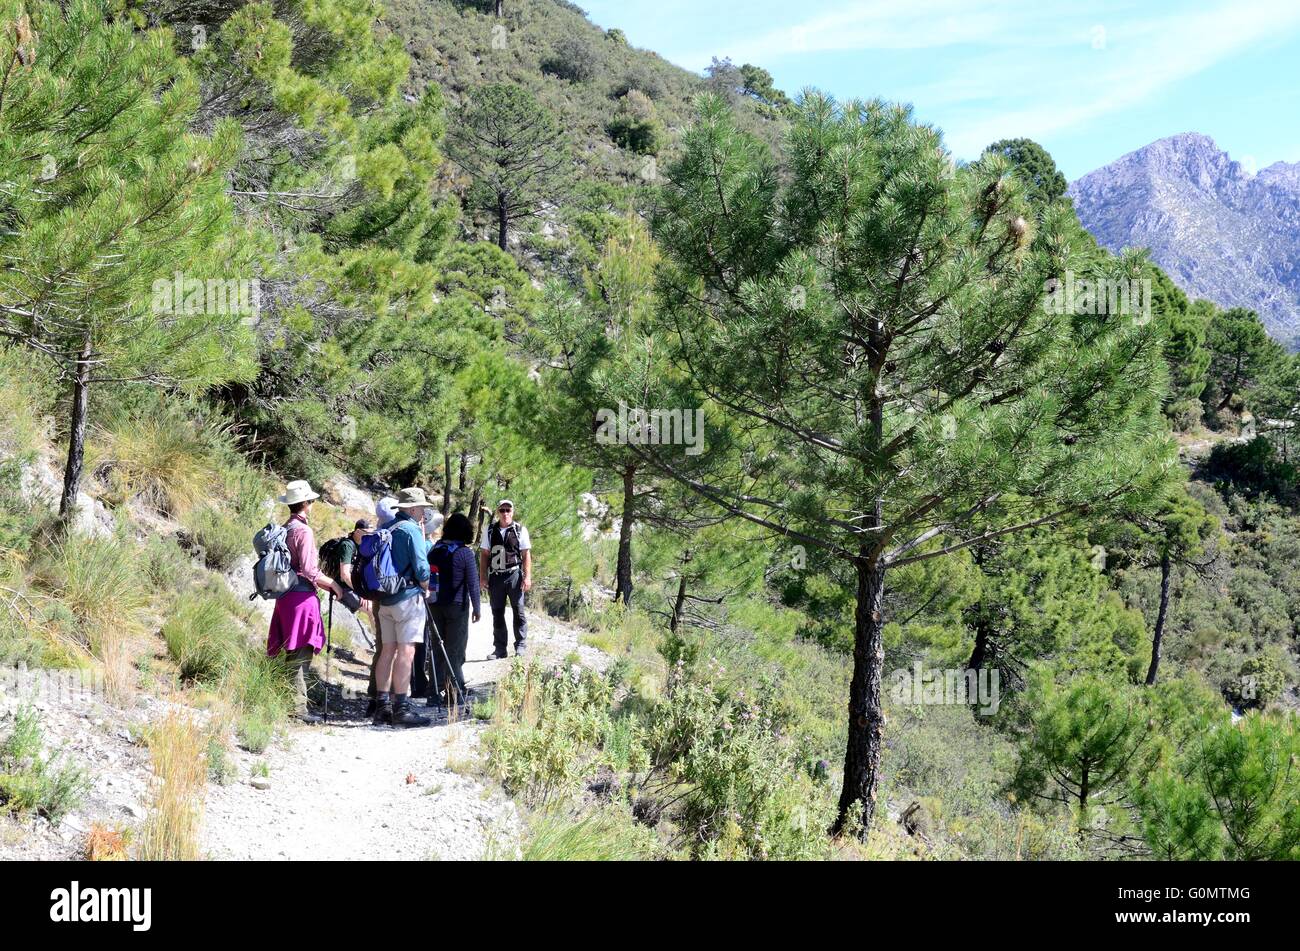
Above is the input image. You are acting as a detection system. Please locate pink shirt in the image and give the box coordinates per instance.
[284,513,333,592]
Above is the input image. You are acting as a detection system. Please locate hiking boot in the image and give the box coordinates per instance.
[486,651,507,661]
[295,710,323,725]
[364,697,377,718]
[392,705,431,727]
[514,642,528,657]
[372,701,393,726]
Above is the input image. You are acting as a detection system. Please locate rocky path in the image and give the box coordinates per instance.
[199,608,604,861]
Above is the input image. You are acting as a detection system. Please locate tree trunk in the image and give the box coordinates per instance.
[442,448,453,517]
[965,547,989,675]
[832,555,886,839]
[467,484,483,545]
[496,194,509,251]
[457,450,468,494]
[1078,764,1090,835]
[966,614,990,675]
[614,464,635,605]
[494,0,503,17]
[670,574,687,633]
[59,334,93,524]
[1144,550,1172,686]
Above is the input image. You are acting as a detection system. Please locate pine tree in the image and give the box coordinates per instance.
[1136,713,1300,860]
[650,93,1172,839]
[446,84,570,251]
[1203,306,1284,414]
[1106,487,1219,685]
[0,0,254,522]
[532,217,719,605]
[982,137,1068,206]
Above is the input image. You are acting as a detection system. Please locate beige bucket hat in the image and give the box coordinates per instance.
[394,486,433,509]
[277,479,320,506]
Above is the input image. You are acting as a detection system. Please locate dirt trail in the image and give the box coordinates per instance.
[200,608,603,861]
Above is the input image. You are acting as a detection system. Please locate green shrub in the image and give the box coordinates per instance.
[236,712,275,754]
[1205,437,1299,507]
[140,535,193,594]
[636,663,834,860]
[162,591,242,682]
[483,662,616,805]
[206,732,234,785]
[183,505,247,571]
[511,809,659,861]
[541,34,601,82]
[0,707,89,824]
[606,114,662,155]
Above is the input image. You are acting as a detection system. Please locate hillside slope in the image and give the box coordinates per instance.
[380,0,785,188]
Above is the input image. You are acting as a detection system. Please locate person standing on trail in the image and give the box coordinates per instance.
[428,512,481,707]
[371,487,435,727]
[480,499,531,659]
[268,480,345,723]
[365,498,399,715]
[410,499,445,700]
[336,518,372,619]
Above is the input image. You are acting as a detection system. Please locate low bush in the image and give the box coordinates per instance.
[510,808,659,861]
[32,534,148,699]
[162,587,243,683]
[0,706,89,824]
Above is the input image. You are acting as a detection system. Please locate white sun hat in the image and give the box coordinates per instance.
[277,479,320,506]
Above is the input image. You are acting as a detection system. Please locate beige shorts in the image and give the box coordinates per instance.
[376,595,425,646]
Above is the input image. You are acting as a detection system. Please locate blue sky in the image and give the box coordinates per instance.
[578,0,1300,180]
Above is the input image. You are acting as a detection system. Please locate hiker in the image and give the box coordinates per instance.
[365,498,400,713]
[370,487,435,727]
[410,498,443,700]
[427,512,481,707]
[267,480,345,722]
[334,518,372,620]
[480,499,531,659]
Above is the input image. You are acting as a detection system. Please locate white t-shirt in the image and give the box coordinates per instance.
[480,521,531,551]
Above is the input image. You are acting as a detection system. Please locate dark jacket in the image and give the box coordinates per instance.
[429,540,481,614]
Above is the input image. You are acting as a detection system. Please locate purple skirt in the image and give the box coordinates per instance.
[267,589,324,657]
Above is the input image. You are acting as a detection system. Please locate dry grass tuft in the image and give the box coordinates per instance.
[135,714,206,861]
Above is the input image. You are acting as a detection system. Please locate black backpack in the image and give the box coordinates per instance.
[318,536,355,582]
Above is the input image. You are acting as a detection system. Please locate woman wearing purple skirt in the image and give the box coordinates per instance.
[268,480,344,722]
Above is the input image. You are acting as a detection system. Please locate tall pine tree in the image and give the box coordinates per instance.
[650,93,1172,838]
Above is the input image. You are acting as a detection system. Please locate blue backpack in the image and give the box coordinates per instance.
[355,529,407,600]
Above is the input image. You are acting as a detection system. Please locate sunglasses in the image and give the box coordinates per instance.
[498,506,512,512]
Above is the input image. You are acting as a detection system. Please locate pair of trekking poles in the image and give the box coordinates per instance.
[321,592,466,723]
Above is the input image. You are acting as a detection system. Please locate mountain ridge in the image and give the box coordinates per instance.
[1068,133,1300,341]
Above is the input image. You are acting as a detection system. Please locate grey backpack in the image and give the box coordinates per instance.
[250,523,300,601]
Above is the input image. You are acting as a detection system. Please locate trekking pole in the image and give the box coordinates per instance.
[354,612,375,650]
[424,600,467,706]
[324,592,334,723]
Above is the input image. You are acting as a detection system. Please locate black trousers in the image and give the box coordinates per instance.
[429,601,471,700]
[489,568,527,655]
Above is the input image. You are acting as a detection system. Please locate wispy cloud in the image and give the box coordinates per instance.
[937,0,1300,158]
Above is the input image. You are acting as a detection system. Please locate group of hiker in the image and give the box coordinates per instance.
[255,480,532,728]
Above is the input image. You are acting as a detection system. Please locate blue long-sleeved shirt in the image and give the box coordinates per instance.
[380,512,430,606]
